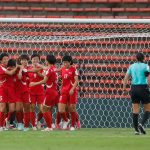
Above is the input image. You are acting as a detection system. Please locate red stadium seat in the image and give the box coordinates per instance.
[139,8,150,12]
[125,8,138,12]
[98,8,111,12]
[94,0,108,2]
[81,0,94,2]
[16,7,30,11]
[68,0,81,2]
[108,0,122,2]
[84,8,98,12]
[3,6,16,11]
[111,8,125,12]
[30,7,43,11]
[136,0,149,2]
[122,0,135,2]
[57,8,70,11]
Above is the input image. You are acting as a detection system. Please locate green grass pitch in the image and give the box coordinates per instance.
[0,128,150,150]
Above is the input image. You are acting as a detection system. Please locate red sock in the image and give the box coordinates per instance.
[30,112,36,127]
[16,112,23,123]
[24,112,30,128]
[66,112,70,120]
[56,112,61,125]
[60,112,68,122]
[71,112,76,127]
[37,112,43,122]
[43,112,52,128]
[7,112,13,122]
[75,112,79,122]
[0,112,4,127]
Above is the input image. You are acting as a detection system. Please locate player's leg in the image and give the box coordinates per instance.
[37,95,44,129]
[138,85,150,134]
[132,103,140,134]
[16,102,24,130]
[0,102,6,131]
[6,102,15,129]
[69,91,80,130]
[41,94,54,131]
[58,103,69,129]
[23,92,30,131]
[30,95,36,130]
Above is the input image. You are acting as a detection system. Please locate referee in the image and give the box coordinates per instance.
[123,53,150,135]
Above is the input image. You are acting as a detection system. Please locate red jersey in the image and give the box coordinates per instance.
[45,65,58,91]
[61,66,78,94]
[4,67,16,88]
[0,65,7,87]
[28,66,44,95]
[15,67,30,93]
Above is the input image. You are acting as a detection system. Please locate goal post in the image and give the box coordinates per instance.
[0,18,150,128]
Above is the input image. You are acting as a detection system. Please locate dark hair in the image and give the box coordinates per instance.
[0,53,9,61]
[31,53,40,60]
[148,60,150,66]
[7,59,16,67]
[19,54,29,61]
[136,53,144,62]
[46,55,56,65]
[62,55,73,65]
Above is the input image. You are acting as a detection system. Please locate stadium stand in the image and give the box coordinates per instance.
[0,0,149,18]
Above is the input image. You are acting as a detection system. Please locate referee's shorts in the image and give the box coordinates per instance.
[130,85,150,104]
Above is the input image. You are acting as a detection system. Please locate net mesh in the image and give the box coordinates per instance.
[0,20,150,128]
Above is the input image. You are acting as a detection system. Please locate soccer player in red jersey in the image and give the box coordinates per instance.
[58,55,80,131]
[0,53,18,131]
[15,54,31,131]
[28,53,44,130]
[5,59,17,129]
[30,55,59,131]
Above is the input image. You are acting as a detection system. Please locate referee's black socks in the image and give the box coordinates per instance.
[133,113,139,132]
[141,111,150,126]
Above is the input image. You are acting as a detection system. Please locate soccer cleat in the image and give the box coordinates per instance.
[135,131,140,135]
[17,123,24,131]
[23,128,30,132]
[3,127,8,131]
[62,120,70,130]
[56,124,61,129]
[41,127,53,132]
[0,127,4,132]
[70,127,75,131]
[138,124,146,134]
[76,120,81,129]
[52,123,56,129]
[37,121,42,129]
[32,127,37,131]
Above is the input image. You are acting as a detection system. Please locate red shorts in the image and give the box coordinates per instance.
[30,94,45,105]
[43,89,59,107]
[16,91,30,103]
[59,91,78,105]
[0,86,16,103]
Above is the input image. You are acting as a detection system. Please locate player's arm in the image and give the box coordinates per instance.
[36,71,44,78]
[29,76,48,87]
[69,75,79,96]
[18,66,24,80]
[27,67,42,73]
[123,73,130,92]
[5,67,18,75]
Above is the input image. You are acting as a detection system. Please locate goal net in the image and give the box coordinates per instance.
[0,18,150,128]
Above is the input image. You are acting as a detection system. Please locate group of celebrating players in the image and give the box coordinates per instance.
[0,52,80,132]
